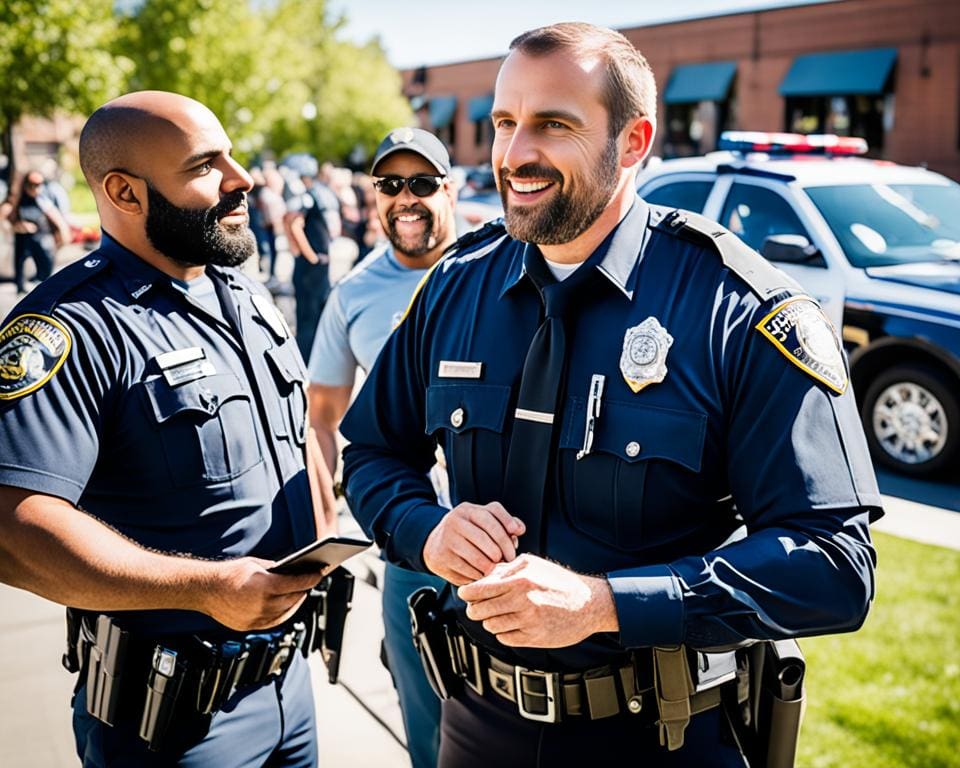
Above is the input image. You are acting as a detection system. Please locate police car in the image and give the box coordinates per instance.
[637,131,960,478]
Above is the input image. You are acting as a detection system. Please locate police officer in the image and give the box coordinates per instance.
[0,91,336,766]
[284,155,342,361]
[340,23,883,767]
[308,127,457,768]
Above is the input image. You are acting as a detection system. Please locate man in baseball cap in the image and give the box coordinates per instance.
[307,127,457,767]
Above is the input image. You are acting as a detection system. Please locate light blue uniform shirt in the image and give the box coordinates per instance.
[308,244,429,384]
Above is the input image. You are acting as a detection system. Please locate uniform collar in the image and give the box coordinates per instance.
[98,230,169,301]
[98,231,238,301]
[499,197,651,300]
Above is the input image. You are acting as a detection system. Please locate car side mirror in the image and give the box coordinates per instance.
[761,234,826,267]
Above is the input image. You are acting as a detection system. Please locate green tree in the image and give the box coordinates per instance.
[117,0,413,165]
[0,0,126,183]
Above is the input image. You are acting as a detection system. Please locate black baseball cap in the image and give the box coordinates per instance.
[370,127,451,176]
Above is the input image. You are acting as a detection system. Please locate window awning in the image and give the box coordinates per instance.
[663,61,737,104]
[779,47,897,97]
[468,93,494,122]
[429,96,457,128]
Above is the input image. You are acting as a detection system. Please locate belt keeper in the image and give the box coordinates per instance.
[583,670,619,720]
[654,646,694,751]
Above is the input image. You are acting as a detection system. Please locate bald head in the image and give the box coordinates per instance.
[79,91,219,189]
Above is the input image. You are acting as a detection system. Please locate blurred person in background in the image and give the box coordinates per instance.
[284,155,342,359]
[6,171,69,295]
[258,162,287,280]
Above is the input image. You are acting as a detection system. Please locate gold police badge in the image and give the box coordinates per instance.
[0,313,71,400]
[620,317,674,393]
[756,297,847,394]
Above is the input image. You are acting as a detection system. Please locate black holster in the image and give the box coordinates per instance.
[408,586,462,700]
[727,639,806,768]
[297,566,355,683]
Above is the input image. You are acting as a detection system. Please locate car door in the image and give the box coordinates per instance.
[714,177,846,328]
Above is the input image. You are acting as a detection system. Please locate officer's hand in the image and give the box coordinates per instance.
[423,502,525,586]
[200,557,330,631]
[458,554,619,648]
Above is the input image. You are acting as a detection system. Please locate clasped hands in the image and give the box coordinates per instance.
[422,502,619,648]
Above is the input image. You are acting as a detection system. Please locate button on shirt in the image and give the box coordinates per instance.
[0,234,315,633]
[340,199,883,672]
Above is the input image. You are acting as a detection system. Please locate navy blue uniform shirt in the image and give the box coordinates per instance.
[0,233,315,633]
[341,199,883,671]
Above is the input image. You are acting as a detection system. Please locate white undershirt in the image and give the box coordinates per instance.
[543,257,584,282]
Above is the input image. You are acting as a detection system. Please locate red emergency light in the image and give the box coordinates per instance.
[718,131,868,156]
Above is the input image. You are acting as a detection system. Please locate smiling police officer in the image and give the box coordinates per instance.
[0,91,336,766]
[340,23,884,767]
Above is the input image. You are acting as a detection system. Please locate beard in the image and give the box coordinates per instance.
[145,184,256,268]
[498,137,621,245]
[385,205,440,258]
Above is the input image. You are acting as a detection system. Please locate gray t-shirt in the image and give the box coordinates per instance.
[307,244,429,384]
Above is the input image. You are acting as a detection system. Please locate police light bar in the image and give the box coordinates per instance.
[718,131,868,156]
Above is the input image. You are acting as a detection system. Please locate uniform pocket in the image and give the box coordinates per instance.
[264,344,308,446]
[425,384,512,505]
[140,373,263,486]
[559,399,707,550]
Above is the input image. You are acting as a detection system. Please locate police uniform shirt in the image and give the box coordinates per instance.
[286,181,339,257]
[307,243,430,384]
[0,233,315,633]
[340,199,883,671]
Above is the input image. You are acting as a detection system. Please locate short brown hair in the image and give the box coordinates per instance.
[509,22,657,139]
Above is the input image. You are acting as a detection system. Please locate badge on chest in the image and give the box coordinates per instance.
[619,316,673,393]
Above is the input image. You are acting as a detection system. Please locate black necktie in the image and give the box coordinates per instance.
[501,247,602,554]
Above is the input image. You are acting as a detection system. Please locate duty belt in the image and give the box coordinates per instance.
[449,631,742,726]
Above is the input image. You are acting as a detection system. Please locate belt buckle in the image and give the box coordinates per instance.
[514,666,559,723]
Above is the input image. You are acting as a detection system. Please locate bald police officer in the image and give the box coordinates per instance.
[0,91,336,766]
[340,23,882,767]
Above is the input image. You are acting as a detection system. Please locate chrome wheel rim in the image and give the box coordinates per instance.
[872,381,949,465]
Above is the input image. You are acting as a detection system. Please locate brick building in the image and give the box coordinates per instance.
[400,0,960,180]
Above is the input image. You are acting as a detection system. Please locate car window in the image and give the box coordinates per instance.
[805,183,960,267]
[641,180,712,213]
[720,183,809,255]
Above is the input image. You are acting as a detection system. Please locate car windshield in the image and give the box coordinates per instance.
[805,182,960,267]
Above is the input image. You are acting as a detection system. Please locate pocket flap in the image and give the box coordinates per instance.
[142,373,249,423]
[265,345,306,386]
[425,384,512,435]
[562,398,706,471]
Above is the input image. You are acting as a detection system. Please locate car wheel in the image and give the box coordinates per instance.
[860,365,960,477]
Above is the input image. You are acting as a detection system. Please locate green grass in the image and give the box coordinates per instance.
[67,177,97,216]
[798,532,960,767]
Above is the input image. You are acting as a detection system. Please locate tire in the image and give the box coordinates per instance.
[860,364,960,477]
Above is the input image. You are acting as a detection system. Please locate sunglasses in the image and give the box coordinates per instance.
[374,175,445,198]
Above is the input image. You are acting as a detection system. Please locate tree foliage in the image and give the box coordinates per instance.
[116,0,413,164]
[1,0,413,169]
[0,0,127,170]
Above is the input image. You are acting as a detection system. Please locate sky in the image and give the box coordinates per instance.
[328,0,838,70]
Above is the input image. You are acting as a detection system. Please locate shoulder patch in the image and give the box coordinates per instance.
[649,206,801,301]
[0,313,72,400]
[756,297,847,394]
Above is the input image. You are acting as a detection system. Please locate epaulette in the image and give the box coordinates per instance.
[12,252,111,315]
[442,218,507,259]
[648,205,800,302]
